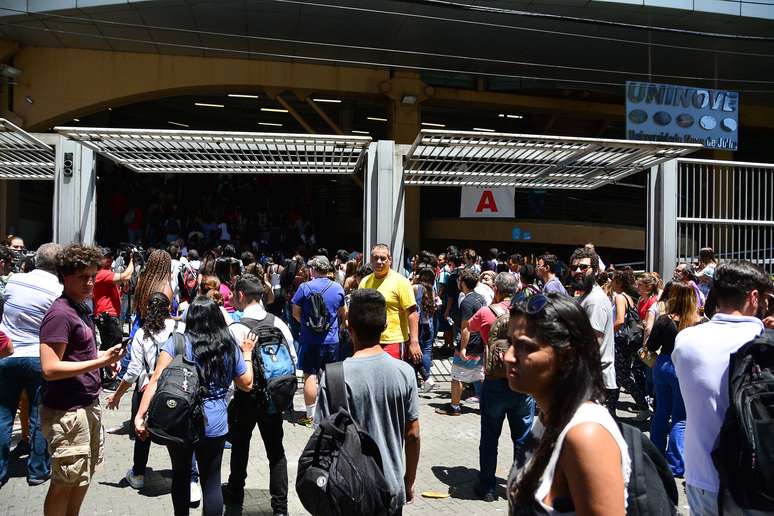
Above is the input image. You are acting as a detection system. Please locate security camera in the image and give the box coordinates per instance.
[0,64,23,78]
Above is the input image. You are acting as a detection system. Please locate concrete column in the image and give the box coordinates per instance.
[363,140,405,270]
[646,160,678,279]
[53,136,96,245]
[383,71,427,254]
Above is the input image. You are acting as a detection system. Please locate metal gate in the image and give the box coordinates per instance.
[677,158,774,273]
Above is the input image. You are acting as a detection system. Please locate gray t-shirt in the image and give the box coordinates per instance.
[580,285,617,389]
[315,352,420,506]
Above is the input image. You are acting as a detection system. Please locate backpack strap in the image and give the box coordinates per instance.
[173,329,186,358]
[326,361,348,414]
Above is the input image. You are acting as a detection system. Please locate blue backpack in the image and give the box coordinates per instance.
[238,314,297,413]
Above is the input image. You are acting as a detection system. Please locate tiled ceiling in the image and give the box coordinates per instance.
[0,0,771,101]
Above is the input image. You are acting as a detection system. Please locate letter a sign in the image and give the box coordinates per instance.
[460,187,515,218]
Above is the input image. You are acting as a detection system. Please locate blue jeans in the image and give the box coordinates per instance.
[650,353,686,476]
[0,357,50,484]
[419,321,434,380]
[478,378,535,493]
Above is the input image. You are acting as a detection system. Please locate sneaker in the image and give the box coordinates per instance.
[463,396,479,405]
[190,480,202,507]
[435,404,461,416]
[421,378,436,393]
[27,475,50,487]
[473,483,497,502]
[298,416,314,428]
[125,469,144,490]
[222,484,244,506]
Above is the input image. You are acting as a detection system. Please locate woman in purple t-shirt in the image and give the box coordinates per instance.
[134,296,255,516]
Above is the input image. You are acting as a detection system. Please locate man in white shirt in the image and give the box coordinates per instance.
[673,261,772,516]
[224,273,294,514]
[0,243,63,487]
[570,248,617,416]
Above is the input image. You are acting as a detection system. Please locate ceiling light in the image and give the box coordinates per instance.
[168,121,189,128]
[312,98,341,103]
[107,107,112,111]
[401,95,418,105]
[473,127,495,132]
[0,64,22,78]
[228,94,259,99]
[367,116,388,122]
[352,130,370,135]
[24,96,33,104]
[498,113,524,119]
[72,118,80,122]
[421,122,446,128]
[261,108,288,113]
[259,122,283,127]
[194,102,224,108]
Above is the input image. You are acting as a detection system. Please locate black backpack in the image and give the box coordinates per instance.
[296,362,396,516]
[712,329,774,511]
[239,315,297,413]
[618,422,678,516]
[305,281,334,336]
[615,297,643,352]
[146,332,206,447]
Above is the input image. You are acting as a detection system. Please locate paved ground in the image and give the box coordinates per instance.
[1,352,690,515]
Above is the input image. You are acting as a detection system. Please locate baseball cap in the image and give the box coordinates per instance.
[308,255,331,272]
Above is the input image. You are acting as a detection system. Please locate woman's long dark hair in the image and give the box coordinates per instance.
[141,292,170,337]
[415,266,436,318]
[613,268,640,301]
[184,296,235,388]
[509,294,606,511]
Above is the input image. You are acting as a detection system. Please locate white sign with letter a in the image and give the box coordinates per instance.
[460,187,515,218]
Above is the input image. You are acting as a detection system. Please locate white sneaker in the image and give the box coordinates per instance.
[125,469,144,490]
[190,480,202,507]
[421,378,436,393]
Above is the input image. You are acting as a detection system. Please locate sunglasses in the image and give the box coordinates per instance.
[573,263,592,272]
[510,293,552,314]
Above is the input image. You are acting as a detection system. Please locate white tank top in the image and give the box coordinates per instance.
[509,402,631,515]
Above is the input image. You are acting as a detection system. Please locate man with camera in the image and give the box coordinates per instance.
[93,248,133,390]
[0,243,63,488]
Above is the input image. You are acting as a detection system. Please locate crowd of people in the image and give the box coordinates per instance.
[0,232,772,516]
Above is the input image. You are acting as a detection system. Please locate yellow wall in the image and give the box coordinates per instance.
[423,218,645,250]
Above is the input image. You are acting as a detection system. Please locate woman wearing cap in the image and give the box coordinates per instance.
[505,293,630,515]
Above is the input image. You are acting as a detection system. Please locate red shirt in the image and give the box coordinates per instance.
[0,330,9,352]
[93,269,121,317]
[637,295,658,321]
[468,300,509,347]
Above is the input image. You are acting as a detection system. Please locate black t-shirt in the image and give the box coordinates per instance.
[649,315,678,355]
[460,291,487,353]
[460,291,486,322]
[445,268,461,314]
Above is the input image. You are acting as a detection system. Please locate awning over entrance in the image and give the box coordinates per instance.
[54,127,371,175]
[403,130,700,189]
[0,118,55,180]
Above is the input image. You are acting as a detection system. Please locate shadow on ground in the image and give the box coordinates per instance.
[99,467,173,497]
[223,488,275,515]
[430,465,507,502]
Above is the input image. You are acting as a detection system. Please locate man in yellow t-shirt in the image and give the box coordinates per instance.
[358,244,421,363]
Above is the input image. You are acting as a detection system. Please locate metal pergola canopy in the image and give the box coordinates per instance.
[0,118,55,180]
[55,127,372,175]
[404,130,701,189]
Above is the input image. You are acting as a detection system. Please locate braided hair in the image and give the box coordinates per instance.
[134,250,172,319]
[141,292,170,337]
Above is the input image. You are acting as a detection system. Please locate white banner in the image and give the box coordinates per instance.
[460,187,515,218]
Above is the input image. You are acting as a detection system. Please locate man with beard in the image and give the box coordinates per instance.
[672,261,772,515]
[569,247,617,416]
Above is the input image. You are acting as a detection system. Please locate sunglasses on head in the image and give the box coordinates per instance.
[511,293,552,314]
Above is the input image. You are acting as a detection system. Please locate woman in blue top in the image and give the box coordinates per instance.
[134,296,255,516]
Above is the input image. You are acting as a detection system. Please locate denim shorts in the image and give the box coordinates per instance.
[297,340,339,375]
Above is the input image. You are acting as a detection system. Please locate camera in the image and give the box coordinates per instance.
[11,249,36,273]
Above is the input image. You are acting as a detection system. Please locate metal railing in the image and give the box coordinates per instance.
[677,158,774,272]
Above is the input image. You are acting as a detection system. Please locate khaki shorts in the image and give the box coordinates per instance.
[41,400,104,487]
